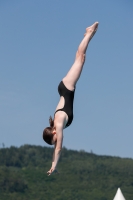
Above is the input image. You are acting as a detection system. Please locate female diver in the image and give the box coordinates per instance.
[43,22,99,176]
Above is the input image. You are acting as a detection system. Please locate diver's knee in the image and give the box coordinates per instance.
[75,50,85,63]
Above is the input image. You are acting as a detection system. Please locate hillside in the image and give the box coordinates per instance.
[0,145,133,200]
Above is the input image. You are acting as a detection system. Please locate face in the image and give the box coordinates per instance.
[51,128,57,145]
[52,133,57,145]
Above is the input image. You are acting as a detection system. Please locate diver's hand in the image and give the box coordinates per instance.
[47,168,59,176]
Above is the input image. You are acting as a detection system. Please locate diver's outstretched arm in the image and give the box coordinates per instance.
[47,123,63,176]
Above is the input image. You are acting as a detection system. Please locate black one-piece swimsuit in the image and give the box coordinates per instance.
[54,81,75,128]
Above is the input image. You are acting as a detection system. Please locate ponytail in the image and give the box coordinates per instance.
[49,116,54,128]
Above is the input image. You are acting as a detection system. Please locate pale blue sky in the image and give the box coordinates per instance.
[0,1,133,158]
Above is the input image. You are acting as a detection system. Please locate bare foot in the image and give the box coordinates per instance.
[84,22,99,39]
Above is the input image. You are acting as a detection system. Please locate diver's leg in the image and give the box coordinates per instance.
[63,22,99,90]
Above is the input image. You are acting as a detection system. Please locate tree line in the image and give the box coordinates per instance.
[0,145,133,200]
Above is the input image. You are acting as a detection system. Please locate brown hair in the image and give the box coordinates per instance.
[43,116,54,145]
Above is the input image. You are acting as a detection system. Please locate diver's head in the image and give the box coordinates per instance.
[43,116,57,145]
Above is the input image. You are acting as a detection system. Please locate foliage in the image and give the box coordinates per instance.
[0,145,133,200]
